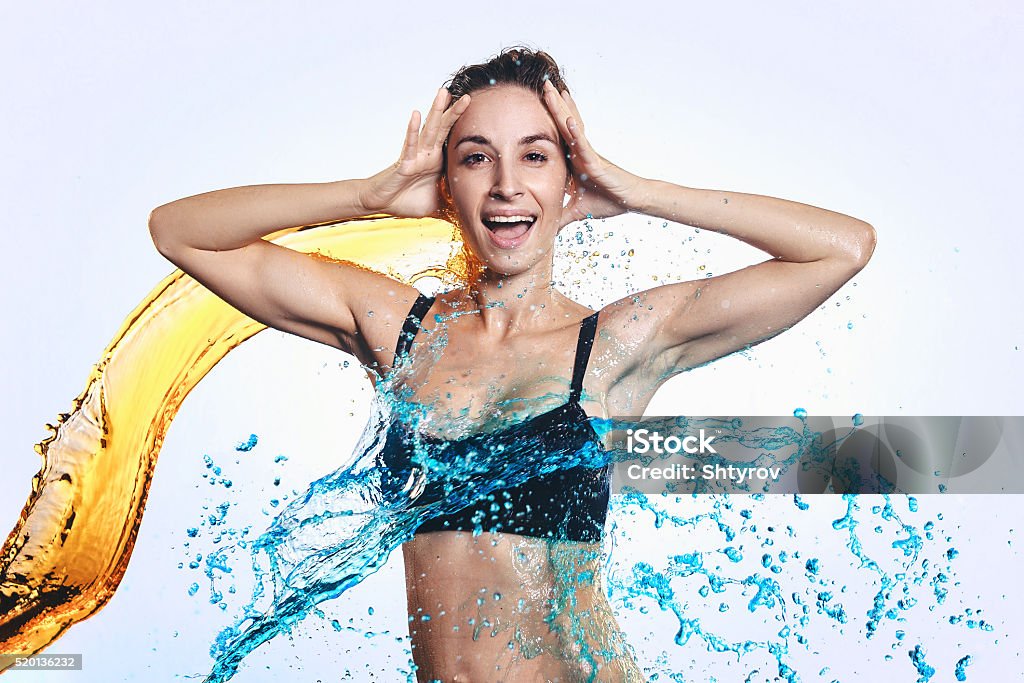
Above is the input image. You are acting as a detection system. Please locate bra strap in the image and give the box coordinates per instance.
[393,293,435,365]
[569,311,599,403]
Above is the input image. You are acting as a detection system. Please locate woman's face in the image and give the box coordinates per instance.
[444,85,570,276]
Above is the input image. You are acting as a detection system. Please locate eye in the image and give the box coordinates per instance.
[524,151,548,163]
[462,152,489,166]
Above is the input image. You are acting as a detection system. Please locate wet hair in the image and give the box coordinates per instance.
[444,46,570,104]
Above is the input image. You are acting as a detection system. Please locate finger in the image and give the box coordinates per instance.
[434,93,471,150]
[565,116,602,170]
[542,80,575,144]
[543,83,602,176]
[545,81,585,143]
[543,79,572,127]
[560,90,585,132]
[401,110,422,162]
[420,88,451,149]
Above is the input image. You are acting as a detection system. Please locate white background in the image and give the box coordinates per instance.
[1,1,1021,681]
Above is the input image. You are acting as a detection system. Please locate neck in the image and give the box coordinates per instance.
[462,260,565,335]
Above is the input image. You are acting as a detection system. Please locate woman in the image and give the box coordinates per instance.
[149,47,874,682]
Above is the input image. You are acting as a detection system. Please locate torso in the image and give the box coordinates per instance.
[350,287,669,424]
[350,288,659,680]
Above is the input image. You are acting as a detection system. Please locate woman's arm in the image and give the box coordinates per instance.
[149,89,470,359]
[543,82,875,378]
[620,182,875,374]
[632,182,875,269]
[150,179,371,252]
[149,179,397,355]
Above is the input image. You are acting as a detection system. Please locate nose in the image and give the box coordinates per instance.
[489,155,523,201]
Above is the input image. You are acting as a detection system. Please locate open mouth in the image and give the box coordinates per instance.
[481,214,537,248]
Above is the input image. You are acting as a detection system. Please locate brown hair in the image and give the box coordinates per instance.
[444,46,569,104]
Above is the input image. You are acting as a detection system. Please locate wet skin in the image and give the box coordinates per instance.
[392,86,648,681]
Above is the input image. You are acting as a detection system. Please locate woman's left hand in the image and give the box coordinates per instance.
[542,80,644,227]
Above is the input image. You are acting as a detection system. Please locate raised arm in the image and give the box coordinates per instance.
[542,81,876,381]
[148,88,471,366]
[619,184,875,374]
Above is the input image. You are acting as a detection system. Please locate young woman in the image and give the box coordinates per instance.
[149,48,875,682]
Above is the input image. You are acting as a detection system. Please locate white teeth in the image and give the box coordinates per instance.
[486,215,534,223]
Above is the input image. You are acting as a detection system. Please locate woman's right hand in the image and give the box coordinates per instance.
[359,88,471,218]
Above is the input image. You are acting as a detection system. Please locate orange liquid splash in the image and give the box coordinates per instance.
[0,217,460,666]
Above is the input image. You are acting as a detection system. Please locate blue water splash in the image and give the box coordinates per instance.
[179,405,986,682]
[908,644,935,682]
[954,654,972,681]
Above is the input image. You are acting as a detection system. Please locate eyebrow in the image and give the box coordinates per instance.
[453,133,559,148]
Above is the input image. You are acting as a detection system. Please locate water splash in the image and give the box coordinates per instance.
[172,414,988,681]
[0,215,994,681]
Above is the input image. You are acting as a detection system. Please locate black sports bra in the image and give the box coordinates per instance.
[376,293,612,543]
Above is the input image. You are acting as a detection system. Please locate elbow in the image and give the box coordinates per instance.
[856,221,877,266]
[148,205,178,257]
[840,221,876,272]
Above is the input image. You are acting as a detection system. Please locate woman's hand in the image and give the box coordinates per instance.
[360,88,471,218]
[542,80,644,227]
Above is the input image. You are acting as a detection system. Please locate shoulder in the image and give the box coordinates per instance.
[549,293,661,371]
[346,283,436,382]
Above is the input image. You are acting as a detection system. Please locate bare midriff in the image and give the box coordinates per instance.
[402,531,646,682]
